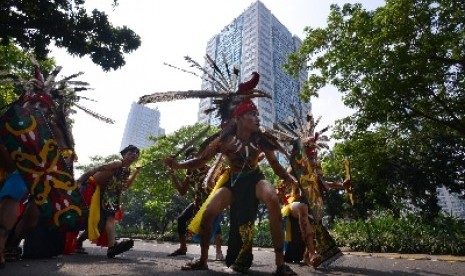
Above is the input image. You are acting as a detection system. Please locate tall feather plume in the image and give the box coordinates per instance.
[290,104,304,133]
[205,54,230,91]
[74,103,115,124]
[3,56,115,126]
[275,106,332,153]
[138,90,224,105]
[306,111,316,137]
[163,62,202,78]
[221,52,231,81]
[139,54,271,125]
[185,56,229,92]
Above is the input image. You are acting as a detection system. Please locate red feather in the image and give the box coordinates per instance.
[237,72,259,94]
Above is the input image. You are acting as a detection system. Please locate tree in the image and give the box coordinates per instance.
[326,123,465,219]
[285,0,465,137]
[0,0,141,71]
[284,0,465,198]
[1,44,55,109]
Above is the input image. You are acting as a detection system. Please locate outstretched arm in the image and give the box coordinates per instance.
[264,149,296,187]
[125,166,142,189]
[164,137,219,170]
[77,160,121,183]
[323,178,350,190]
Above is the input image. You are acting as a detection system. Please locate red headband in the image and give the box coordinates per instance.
[23,93,53,107]
[233,99,258,118]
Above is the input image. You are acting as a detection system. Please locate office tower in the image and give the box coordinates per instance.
[437,186,465,219]
[120,102,165,150]
[198,0,310,128]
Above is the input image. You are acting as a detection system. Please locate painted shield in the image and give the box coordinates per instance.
[0,104,87,231]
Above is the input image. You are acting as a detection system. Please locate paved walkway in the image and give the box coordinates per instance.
[3,240,465,275]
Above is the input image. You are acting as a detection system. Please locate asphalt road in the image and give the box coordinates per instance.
[2,240,465,276]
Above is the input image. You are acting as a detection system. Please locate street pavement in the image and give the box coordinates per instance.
[2,240,465,276]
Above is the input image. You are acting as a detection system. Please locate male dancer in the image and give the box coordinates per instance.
[75,145,141,258]
[167,146,223,261]
[165,99,297,275]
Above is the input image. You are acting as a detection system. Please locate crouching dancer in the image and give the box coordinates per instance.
[74,145,141,258]
[165,99,297,275]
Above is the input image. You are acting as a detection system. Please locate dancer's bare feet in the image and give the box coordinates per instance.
[303,248,321,268]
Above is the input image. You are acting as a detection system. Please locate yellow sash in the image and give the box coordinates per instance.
[188,170,230,234]
[88,184,101,241]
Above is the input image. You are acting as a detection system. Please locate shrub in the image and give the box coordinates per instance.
[332,212,465,255]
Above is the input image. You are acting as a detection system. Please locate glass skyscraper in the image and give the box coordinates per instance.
[197,1,310,128]
[120,101,165,150]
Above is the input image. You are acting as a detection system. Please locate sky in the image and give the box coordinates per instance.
[51,0,384,165]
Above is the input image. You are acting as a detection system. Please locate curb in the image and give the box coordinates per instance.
[343,252,465,262]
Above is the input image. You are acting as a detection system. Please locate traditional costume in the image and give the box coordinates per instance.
[81,169,127,244]
[186,97,286,271]
[0,57,115,262]
[271,109,353,268]
[139,55,295,274]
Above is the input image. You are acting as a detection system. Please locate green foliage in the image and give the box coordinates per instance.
[284,0,465,201]
[75,154,120,173]
[253,219,273,247]
[326,124,465,219]
[285,0,465,136]
[0,0,141,71]
[0,45,55,110]
[332,212,465,255]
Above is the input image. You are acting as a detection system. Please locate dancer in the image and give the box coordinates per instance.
[164,102,296,274]
[166,146,224,261]
[0,147,27,267]
[140,56,297,275]
[74,145,141,258]
[0,60,104,266]
[273,108,352,268]
[277,168,321,267]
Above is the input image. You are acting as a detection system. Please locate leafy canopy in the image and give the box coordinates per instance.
[0,44,55,110]
[0,0,141,71]
[285,0,465,136]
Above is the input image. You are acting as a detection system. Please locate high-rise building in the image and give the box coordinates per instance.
[437,186,465,219]
[197,0,310,128]
[120,102,165,150]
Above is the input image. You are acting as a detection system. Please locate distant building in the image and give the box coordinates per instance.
[120,102,165,150]
[197,0,310,128]
[437,186,465,219]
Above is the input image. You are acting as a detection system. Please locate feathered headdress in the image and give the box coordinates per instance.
[1,56,115,150]
[270,104,330,153]
[138,55,271,125]
[270,104,354,205]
